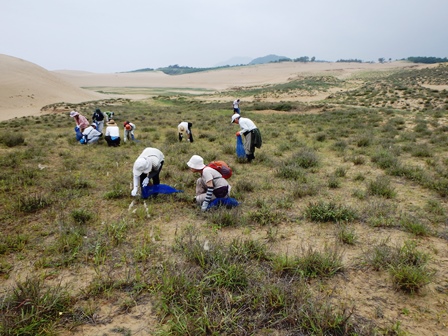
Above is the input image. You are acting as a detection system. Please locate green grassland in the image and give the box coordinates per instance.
[1,65,448,335]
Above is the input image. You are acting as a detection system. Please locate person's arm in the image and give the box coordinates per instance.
[201,179,214,211]
[131,175,140,196]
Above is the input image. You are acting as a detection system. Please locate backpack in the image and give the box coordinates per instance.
[207,161,232,179]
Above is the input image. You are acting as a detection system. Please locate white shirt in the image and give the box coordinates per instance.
[138,148,165,173]
[105,125,120,137]
[233,100,239,108]
[238,117,257,134]
[178,121,190,134]
[82,126,102,140]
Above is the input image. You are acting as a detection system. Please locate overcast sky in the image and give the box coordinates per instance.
[1,0,447,73]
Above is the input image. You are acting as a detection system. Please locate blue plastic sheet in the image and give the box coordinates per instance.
[236,134,246,158]
[207,197,239,209]
[141,184,183,199]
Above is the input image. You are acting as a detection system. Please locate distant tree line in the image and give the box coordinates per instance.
[336,59,363,63]
[293,56,316,62]
[158,64,232,75]
[125,55,448,75]
[407,56,448,64]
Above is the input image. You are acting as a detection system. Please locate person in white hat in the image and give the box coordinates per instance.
[131,147,165,196]
[80,123,102,145]
[187,155,230,211]
[231,114,262,163]
[104,119,120,147]
[177,121,194,142]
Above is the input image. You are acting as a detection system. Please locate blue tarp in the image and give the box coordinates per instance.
[207,197,239,209]
[141,184,183,199]
[236,134,246,158]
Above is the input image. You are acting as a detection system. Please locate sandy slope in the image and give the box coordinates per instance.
[0,54,106,121]
[53,60,425,90]
[0,53,432,122]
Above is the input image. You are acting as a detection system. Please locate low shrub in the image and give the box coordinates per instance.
[305,201,357,222]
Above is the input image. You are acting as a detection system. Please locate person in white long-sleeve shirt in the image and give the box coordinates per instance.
[81,123,102,145]
[131,148,165,196]
[231,114,262,162]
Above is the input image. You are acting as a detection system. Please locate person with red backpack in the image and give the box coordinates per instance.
[187,155,231,211]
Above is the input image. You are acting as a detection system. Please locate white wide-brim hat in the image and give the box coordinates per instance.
[187,155,205,170]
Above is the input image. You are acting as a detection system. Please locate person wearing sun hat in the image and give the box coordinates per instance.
[231,114,262,163]
[187,155,230,211]
[70,110,89,133]
[177,121,194,142]
[104,119,121,147]
[131,147,165,197]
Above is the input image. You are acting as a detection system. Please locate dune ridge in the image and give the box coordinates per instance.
[0,53,434,122]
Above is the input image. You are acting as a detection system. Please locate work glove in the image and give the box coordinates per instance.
[142,177,150,187]
[131,187,138,197]
[236,131,240,136]
[201,201,209,212]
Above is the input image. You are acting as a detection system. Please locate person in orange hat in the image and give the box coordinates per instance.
[123,121,136,142]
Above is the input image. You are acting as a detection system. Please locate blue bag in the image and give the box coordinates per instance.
[236,134,246,158]
[141,184,183,199]
[75,126,82,141]
[207,197,239,209]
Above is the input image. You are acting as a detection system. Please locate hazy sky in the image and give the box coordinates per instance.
[1,0,447,73]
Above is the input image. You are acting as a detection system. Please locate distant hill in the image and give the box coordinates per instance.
[214,56,252,67]
[249,54,291,65]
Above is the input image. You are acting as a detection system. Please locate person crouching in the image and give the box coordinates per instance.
[105,119,120,147]
[81,123,102,144]
[187,155,230,211]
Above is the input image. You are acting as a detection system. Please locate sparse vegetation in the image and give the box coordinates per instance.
[1,63,447,335]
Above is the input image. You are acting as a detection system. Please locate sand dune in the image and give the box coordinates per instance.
[0,54,106,121]
[0,53,432,122]
[53,60,424,90]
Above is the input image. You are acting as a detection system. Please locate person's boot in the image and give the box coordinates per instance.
[246,154,253,163]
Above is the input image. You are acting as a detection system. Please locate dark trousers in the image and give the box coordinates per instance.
[139,161,164,186]
[105,136,120,147]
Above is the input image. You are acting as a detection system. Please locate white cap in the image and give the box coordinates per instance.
[133,157,150,176]
[187,155,206,170]
[231,114,240,123]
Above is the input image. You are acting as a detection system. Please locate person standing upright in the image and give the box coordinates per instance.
[231,114,262,162]
[233,99,241,114]
[92,108,105,133]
